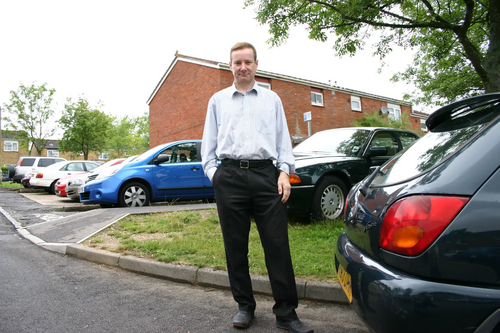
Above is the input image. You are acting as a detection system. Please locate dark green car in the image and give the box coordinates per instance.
[287,127,420,220]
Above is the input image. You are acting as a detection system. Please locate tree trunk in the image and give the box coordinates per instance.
[484,0,500,93]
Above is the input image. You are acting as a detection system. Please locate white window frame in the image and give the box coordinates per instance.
[311,91,324,106]
[387,103,402,121]
[420,119,428,132]
[256,82,271,90]
[3,140,18,152]
[47,150,59,157]
[351,96,362,112]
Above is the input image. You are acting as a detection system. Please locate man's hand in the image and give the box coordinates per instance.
[278,171,291,203]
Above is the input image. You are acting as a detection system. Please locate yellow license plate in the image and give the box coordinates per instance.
[337,263,353,303]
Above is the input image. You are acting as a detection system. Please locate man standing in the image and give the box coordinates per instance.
[201,42,313,333]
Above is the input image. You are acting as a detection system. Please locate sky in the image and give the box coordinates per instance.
[1,0,424,137]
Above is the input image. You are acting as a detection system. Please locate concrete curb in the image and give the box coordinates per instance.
[65,243,347,304]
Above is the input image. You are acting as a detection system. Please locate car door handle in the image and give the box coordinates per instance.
[191,167,200,171]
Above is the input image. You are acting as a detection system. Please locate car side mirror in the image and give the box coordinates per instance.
[367,146,388,157]
[154,155,170,164]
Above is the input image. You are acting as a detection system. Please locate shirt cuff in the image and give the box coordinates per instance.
[279,163,290,175]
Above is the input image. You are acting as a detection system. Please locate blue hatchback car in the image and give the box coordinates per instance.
[335,93,500,333]
[79,140,214,207]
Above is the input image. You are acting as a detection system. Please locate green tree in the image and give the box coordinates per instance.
[107,116,135,158]
[2,83,57,155]
[352,111,414,130]
[59,97,113,160]
[133,112,150,152]
[107,113,150,158]
[246,0,499,105]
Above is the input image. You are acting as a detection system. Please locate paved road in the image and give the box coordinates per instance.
[0,187,371,333]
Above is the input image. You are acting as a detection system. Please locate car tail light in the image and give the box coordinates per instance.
[379,195,469,256]
[36,173,43,178]
[289,174,301,184]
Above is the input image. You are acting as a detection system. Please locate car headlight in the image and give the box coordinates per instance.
[69,178,85,186]
[96,165,122,180]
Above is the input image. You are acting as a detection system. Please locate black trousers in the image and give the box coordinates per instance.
[213,163,299,320]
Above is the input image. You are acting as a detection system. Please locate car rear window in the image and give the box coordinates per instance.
[38,158,65,167]
[19,158,35,167]
[372,102,500,186]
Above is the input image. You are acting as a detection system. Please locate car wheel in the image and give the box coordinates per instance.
[49,180,58,194]
[310,176,347,220]
[118,182,150,207]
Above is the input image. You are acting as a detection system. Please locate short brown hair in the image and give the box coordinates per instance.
[230,42,257,62]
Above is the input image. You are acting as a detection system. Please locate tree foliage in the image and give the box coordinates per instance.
[245,0,499,105]
[352,111,416,132]
[133,112,150,151]
[58,97,113,160]
[2,83,57,155]
[106,113,150,158]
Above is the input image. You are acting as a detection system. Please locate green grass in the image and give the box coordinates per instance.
[85,209,344,282]
[0,181,23,188]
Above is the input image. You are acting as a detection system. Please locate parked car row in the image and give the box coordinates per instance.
[29,160,102,194]
[8,94,500,333]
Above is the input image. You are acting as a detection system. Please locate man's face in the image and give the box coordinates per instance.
[230,48,258,86]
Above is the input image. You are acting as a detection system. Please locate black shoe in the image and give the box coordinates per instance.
[232,310,254,329]
[276,319,314,333]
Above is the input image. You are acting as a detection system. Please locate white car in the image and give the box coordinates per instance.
[30,160,101,194]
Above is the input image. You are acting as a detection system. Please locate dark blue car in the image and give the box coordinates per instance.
[79,140,214,207]
[335,93,500,333]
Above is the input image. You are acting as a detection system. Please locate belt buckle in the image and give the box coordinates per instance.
[240,160,249,169]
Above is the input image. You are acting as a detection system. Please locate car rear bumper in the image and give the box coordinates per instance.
[335,231,500,333]
[287,185,315,215]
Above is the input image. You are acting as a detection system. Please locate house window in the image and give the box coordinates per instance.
[99,152,109,160]
[4,141,18,152]
[311,88,323,106]
[47,150,59,157]
[387,103,402,121]
[256,77,271,90]
[420,119,428,132]
[351,96,361,112]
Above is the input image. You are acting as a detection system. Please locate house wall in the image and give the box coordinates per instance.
[148,58,424,149]
[149,61,226,147]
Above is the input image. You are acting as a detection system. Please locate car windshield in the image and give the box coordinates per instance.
[372,103,500,186]
[293,128,371,157]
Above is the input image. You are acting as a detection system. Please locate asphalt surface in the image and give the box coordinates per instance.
[0,187,348,304]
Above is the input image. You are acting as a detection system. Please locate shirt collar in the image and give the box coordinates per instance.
[231,81,259,96]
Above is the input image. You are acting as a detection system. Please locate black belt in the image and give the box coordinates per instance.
[222,159,273,169]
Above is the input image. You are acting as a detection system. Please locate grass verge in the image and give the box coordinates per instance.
[0,182,23,188]
[84,209,344,282]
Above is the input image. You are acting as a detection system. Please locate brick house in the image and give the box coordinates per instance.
[147,53,428,148]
